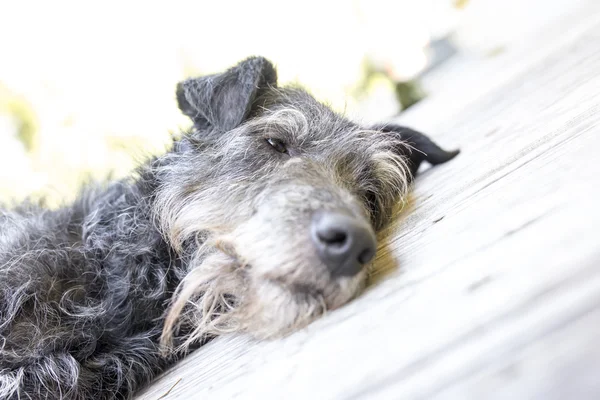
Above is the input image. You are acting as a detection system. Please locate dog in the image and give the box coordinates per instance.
[0,56,458,399]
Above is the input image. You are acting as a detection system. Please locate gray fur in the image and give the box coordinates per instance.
[0,57,458,399]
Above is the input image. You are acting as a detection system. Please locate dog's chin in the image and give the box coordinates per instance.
[160,241,367,351]
[240,270,367,339]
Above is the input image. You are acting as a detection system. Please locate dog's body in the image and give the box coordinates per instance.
[0,57,458,399]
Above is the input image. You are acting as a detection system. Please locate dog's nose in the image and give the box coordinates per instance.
[311,211,377,277]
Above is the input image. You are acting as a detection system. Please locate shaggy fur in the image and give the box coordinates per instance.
[0,57,458,400]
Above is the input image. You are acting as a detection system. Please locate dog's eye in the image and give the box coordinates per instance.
[266,138,288,154]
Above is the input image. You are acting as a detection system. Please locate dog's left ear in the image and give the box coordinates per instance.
[176,56,278,132]
[373,123,460,178]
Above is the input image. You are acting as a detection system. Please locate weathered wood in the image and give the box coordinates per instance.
[137,6,600,400]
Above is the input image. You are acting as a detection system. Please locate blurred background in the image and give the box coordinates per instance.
[0,0,583,205]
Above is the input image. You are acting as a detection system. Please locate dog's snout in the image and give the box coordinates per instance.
[311,211,376,277]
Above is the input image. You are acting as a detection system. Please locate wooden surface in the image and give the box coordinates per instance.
[137,5,600,400]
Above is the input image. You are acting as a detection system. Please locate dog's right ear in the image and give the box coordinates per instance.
[176,56,277,132]
[373,123,459,178]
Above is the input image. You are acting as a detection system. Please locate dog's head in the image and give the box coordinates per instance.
[156,57,458,350]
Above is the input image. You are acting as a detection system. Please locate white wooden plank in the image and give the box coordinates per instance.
[398,0,600,136]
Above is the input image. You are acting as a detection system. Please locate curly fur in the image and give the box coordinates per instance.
[0,57,458,399]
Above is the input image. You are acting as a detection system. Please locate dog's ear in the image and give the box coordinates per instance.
[374,123,459,178]
[176,56,277,132]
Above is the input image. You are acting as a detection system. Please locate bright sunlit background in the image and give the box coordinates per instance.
[0,0,582,205]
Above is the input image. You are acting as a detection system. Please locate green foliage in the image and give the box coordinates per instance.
[0,85,38,152]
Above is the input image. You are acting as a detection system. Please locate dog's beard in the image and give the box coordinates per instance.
[159,230,366,354]
[160,238,243,353]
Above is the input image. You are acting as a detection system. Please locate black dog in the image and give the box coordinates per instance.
[0,57,458,399]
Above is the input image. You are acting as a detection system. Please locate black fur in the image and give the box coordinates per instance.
[373,123,460,177]
[0,57,458,400]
